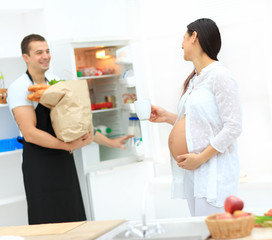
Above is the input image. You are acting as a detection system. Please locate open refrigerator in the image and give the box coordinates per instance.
[50,39,155,221]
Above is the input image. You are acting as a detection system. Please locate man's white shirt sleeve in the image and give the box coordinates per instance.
[7,74,33,111]
[7,73,60,111]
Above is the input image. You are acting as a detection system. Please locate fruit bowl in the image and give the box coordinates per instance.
[205,213,255,239]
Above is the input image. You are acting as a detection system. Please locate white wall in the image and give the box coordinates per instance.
[133,0,272,178]
[1,0,272,177]
[0,0,137,43]
[0,9,46,58]
[43,0,138,41]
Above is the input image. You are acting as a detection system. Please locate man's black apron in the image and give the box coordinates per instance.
[22,71,86,224]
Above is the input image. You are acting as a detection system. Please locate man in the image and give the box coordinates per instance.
[8,34,132,225]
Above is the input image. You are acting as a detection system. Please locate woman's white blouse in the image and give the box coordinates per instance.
[171,61,242,207]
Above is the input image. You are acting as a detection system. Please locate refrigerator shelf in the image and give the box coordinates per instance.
[0,149,22,157]
[92,107,119,114]
[77,74,120,80]
[115,61,132,65]
[120,83,135,88]
[121,103,135,112]
[0,103,8,108]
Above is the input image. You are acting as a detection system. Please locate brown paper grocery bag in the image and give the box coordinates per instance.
[40,80,93,142]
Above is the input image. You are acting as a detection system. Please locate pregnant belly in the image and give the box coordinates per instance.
[168,116,188,161]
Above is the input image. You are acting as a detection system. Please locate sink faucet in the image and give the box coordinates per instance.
[141,183,165,238]
[141,183,149,237]
[124,182,165,238]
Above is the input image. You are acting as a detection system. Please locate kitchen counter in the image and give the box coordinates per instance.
[0,219,272,240]
[101,219,272,240]
[0,220,125,240]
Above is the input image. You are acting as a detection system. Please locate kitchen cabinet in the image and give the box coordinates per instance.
[0,102,28,227]
[0,55,27,227]
[0,106,27,226]
[0,8,46,226]
[0,150,27,227]
[0,74,28,227]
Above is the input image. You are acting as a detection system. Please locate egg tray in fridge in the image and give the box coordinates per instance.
[205,213,255,239]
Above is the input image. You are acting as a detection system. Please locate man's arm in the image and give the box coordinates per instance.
[13,106,93,152]
[93,131,133,150]
[13,105,70,150]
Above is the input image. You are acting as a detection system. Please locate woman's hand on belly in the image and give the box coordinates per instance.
[176,153,205,170]
[177,145,219,170]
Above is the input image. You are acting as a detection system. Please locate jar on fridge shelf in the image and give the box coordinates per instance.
[96,125,112,135]
[127,116,144,159]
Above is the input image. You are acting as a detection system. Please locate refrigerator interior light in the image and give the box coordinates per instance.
[96,50,111,59]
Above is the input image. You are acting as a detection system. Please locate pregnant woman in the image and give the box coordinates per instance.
[150,18,242,216]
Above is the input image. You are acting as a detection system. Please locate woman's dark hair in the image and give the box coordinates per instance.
[182,18,221,95]
[21,34,46,55]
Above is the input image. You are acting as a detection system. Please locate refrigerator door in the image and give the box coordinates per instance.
[86,160,155,220]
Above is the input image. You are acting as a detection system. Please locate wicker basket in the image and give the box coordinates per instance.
[0,88,7,104]
[205,213,255,239]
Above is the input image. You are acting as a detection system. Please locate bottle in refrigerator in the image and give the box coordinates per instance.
[0,73,4,88]
[127,116,144,159]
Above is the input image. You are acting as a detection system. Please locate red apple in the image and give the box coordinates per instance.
[224,195,244,214]
[264,209,272,216]
[216,212,233,220]
[233,210,250,218]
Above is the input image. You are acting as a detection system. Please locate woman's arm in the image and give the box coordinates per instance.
[149,105,177,125]
[13,106,93,152]
[210,70,242,153]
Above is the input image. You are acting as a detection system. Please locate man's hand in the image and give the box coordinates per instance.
[94,131,133,149]
[109,135,134,149]
[70,132,93,152]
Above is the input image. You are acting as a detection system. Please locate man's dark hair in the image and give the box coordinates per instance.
[21,34,46,55]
